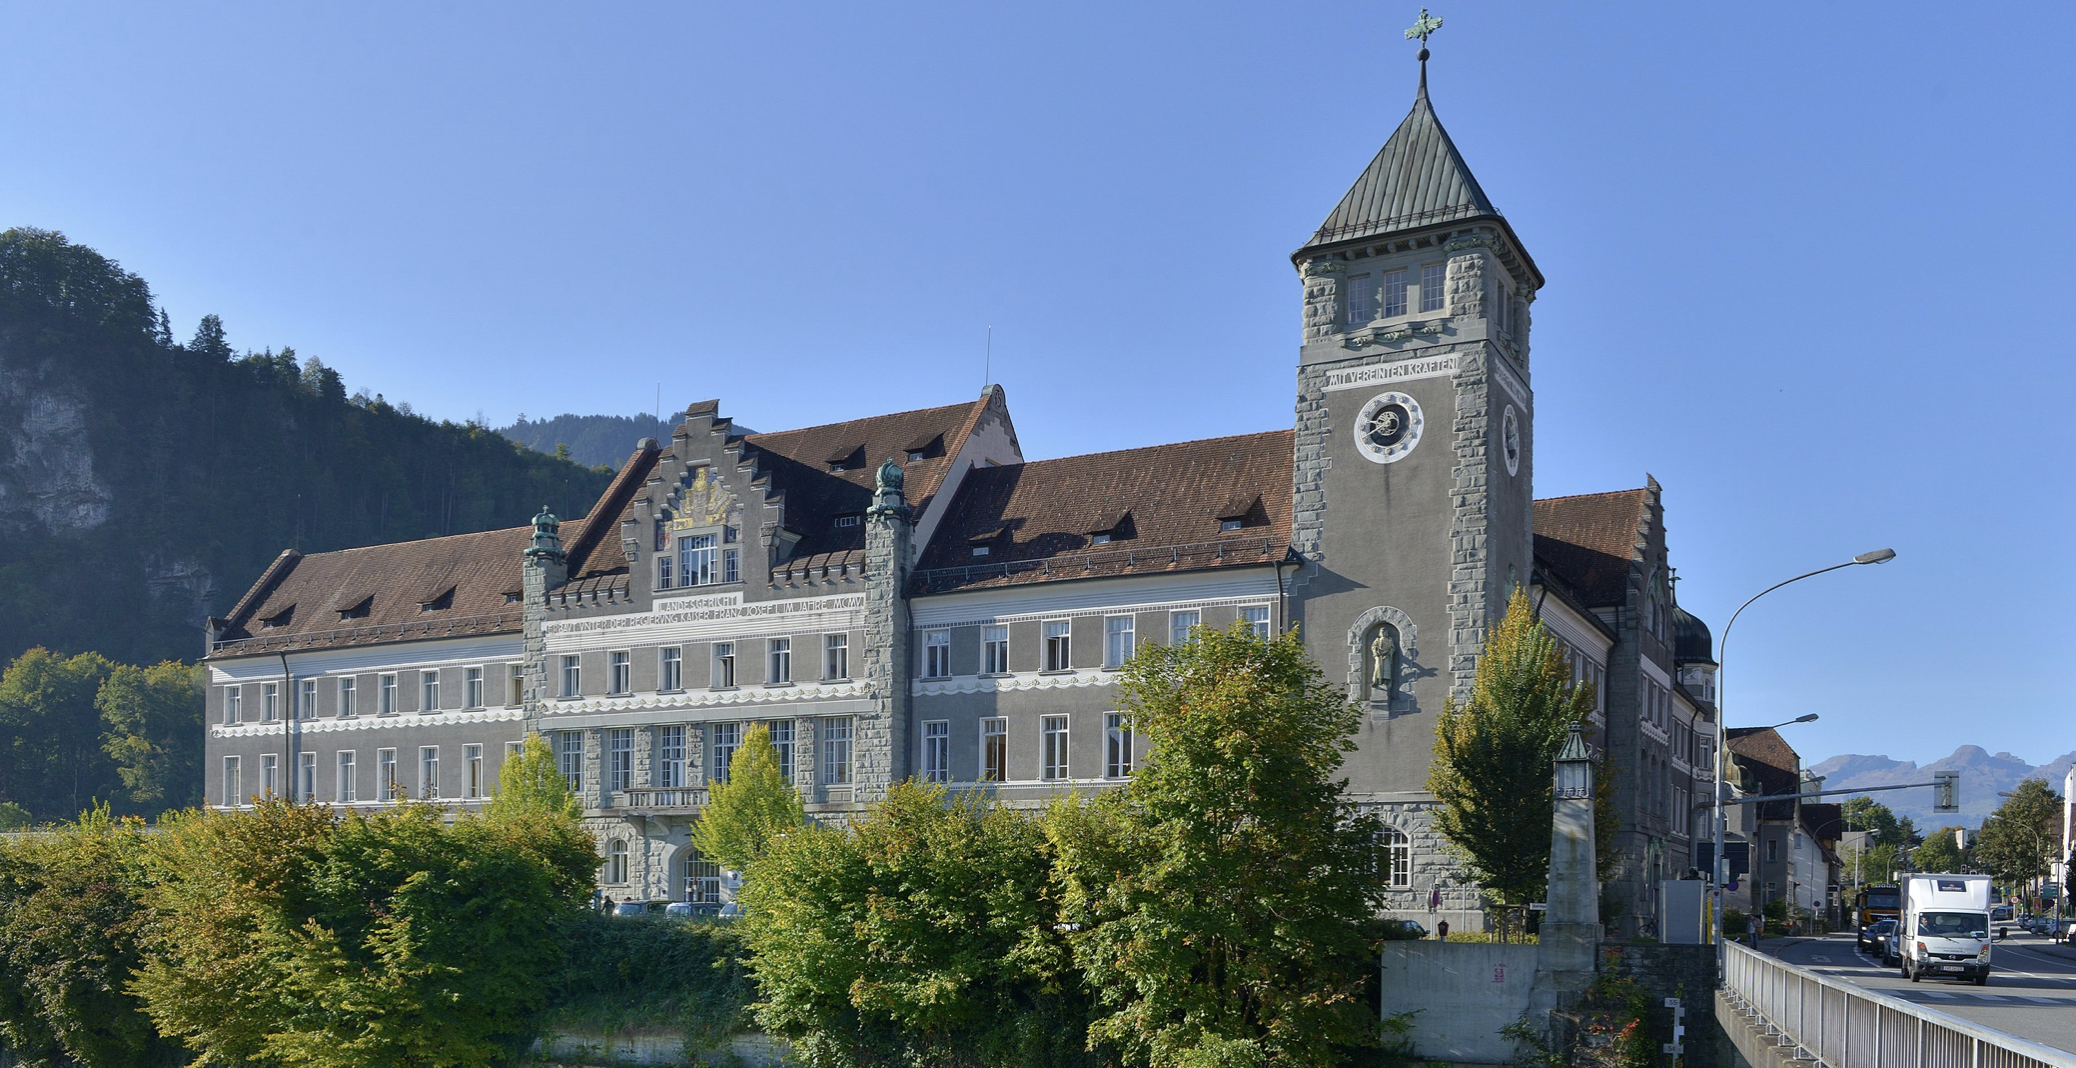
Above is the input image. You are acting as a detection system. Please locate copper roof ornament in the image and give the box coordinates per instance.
[1404,7,1443,91]
[526,504,564,561]
[868,459,909,517]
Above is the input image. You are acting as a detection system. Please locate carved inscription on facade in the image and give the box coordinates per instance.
[1322,352,1463,393]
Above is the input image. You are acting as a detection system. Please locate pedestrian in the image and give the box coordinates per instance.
[1436,920,1450,941]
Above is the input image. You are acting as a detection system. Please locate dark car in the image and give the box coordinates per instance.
[1858,919,1896,956]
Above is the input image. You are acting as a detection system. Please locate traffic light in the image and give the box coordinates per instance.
[1933,772,1960,814]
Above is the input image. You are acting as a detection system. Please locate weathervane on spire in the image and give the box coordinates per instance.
[1404,8,1443,88]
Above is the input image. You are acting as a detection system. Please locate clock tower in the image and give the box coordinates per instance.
[1288,53,1543,827]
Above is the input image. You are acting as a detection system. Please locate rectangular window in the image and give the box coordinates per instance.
[659,725,687,788]
[982,625,1009,674]
[420,671,439,712]
[1169,609,1201,645]
[297,751,316,801]
[922,721,950,783]
[1385,830,1411,887]
[1382,268,1408,317]
[465,744,483,799]
[1104,712,1134,778]
[1041,715,1070,781]
[1241,605,1271,639]
[297,679,317,720]
[1420,262,1446,313]
[419,746,439,799]
[924,630,951,678]
[981,718,1007,782]
[1766,839,1779,863]
[335,751,356,803]
[507,663,525,707]
[338,677,356,718]
[660,646,683,691]
[657,552,674,590]
[379,673,397,714]
[262,682,279,723]
[223,755,242,806]
[554,731,584,791]
[678,534,717,586]
[607,728,634,792]
[559,655,580,697]
[224,686,241,724]
[711,723,741,784]
[1104,616,1135,667]
[464,666,484,709]
[723,548,740,584]
[260,754,279,798]
[1043,620,1072,671]
[712,642,736,688]
[1345,272,1375,324]
[822,717,853,785]
[823,633,849,680]
[769,720,796,783]
[766,638,791,684]
[609,651,631,695]
[377,748,398,800]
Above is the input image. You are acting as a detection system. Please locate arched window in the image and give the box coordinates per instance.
[684,851,720,904]
[607,838,630,884]
[1380,827,1411,888]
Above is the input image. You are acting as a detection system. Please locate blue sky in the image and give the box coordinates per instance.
[3,3,2070,771]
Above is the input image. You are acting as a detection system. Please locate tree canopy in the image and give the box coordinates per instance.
[1973,779,2064,896]
[690,723,804,873]
[1428,588,1599,916]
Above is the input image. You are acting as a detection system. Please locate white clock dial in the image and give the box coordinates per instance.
[1354,391,1424,464]
[1501,405,1521,476]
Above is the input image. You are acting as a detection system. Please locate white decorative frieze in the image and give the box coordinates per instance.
[1321,352,1463,393]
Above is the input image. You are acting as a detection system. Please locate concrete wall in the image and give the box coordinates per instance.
[1378,942,1543,1065]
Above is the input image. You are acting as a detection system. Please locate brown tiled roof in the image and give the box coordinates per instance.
[1801,802,1843,841]
[1727,726,1802,821]
[211,447,657,658]
[912,430,1294,593]
[743,394,993,559]
[1532,488,1648,607]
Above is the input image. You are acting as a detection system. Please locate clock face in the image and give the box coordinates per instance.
[1501,405,1521,476]
[1354,391,1424,464]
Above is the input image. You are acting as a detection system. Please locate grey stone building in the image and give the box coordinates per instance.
[203,60,1717,930]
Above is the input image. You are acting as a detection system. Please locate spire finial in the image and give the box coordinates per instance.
[1404,8,1443,91]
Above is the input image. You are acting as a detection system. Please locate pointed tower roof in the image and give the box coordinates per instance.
[1301,84,1498,253]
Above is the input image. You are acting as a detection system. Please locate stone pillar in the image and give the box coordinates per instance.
[521,506,567,736]
[1539,728,1602,1012]
[858,460,914,804]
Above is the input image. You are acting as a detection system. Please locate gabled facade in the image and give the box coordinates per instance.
[204,56,1714,929]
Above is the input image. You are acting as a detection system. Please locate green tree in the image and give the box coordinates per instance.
[0,805,177,1068]
[96,660,203,814]
[690,723,804,873]
[1911,826,1971,873]
[136,799,598,1068]
[1049,622,1387,1068]
[486,732,581,821]
[1974,779,2063,900]
[1427,589,1597,926]
[740,781,1093,1067]
[0,649,118,821]
[184,312,233,361]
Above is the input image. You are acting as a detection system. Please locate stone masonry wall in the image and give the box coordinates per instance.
[857,505,912,804]
[1445,349,1492,709]
[1596,942,1723,1068]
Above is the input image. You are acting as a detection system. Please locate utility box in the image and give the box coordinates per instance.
[1660,880,1707,944]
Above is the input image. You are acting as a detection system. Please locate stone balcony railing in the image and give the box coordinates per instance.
[611,787,710,814]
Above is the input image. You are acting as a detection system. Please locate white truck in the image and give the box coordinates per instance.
[1898,873,1993,985]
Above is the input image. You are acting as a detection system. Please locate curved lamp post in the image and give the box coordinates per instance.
[1712,548,1894,978]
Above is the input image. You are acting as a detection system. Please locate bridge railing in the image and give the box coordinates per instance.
[1724,941,2076,1068]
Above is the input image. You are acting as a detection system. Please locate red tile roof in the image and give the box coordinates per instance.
[913,430,1294,593]
[1532,488,1649,607]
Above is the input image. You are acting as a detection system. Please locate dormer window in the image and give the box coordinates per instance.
[503,591,523,605]
[419,587,455,612]
[1220,519,1243,532]
[1084,510,1132,546]
[825,446,864,473]
[902,432,943,463]
[1215,493,1262,533]
[834,514,862,529]
[260,606,294,629]
[338,596,372,621]
[1091,533,1111,545]
[972,546,990,558]
[908,450,927,463]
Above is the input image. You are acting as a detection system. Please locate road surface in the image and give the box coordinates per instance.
[1767,931,2076,1055]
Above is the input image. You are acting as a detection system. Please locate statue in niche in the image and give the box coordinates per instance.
[1367,624,1400,704]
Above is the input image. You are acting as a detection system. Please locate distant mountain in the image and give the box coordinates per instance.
[497,413,675,468]
[1808,746,2076,830]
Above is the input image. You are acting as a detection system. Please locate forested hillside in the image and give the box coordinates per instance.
[498,411,674,467]
[0,227,614,668]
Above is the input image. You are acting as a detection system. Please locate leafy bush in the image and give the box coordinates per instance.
[543,914,755,1053]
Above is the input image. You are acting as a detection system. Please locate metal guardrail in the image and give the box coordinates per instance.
[1724,941,2076,1068]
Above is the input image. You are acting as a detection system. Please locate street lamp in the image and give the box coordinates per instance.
[1712,548,1894,978]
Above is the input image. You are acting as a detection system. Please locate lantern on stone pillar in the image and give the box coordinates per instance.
[1554,722,1592,799]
